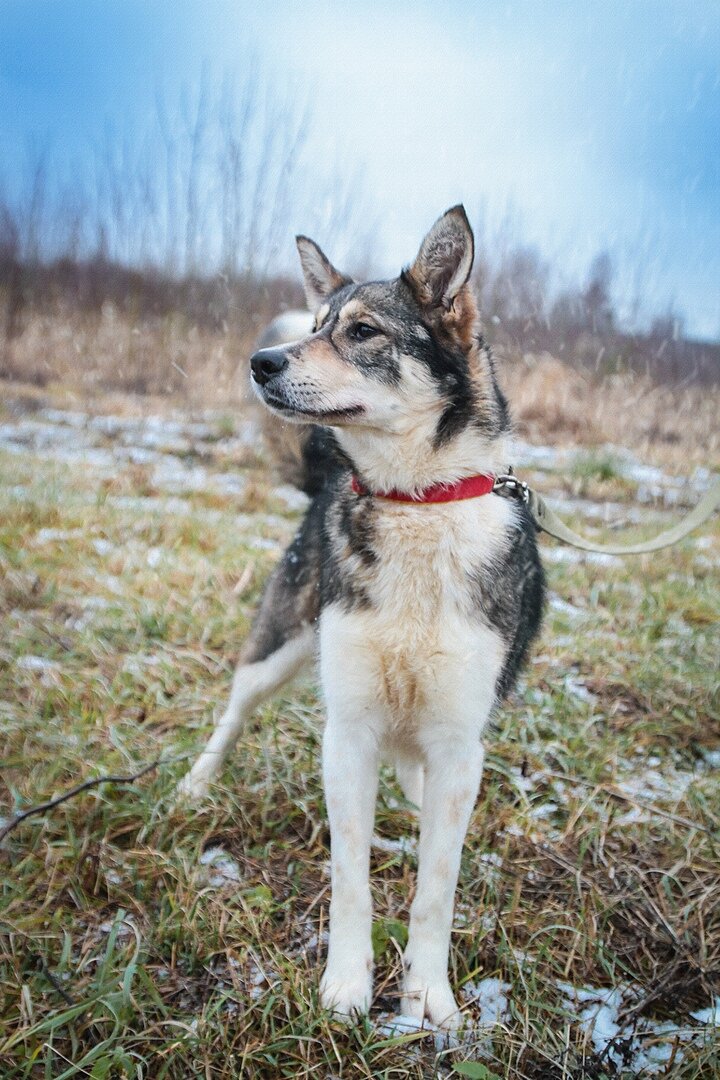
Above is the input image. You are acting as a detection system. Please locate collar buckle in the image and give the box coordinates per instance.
[493,467,529,504]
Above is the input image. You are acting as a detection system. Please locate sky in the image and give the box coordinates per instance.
[0,0,718,337]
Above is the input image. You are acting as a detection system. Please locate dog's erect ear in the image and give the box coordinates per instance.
[296,236,352,312]
[405,206,475,311]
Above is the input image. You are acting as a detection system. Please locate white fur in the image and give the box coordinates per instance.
[258,309,313,347]
[335,407,510,496]
[319,494,511,1026]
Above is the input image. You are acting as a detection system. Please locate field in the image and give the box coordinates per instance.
[1,374,719,1079]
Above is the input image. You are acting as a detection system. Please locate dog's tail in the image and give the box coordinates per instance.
[252,310,345,497]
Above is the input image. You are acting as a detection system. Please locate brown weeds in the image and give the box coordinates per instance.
[3,312,718,469]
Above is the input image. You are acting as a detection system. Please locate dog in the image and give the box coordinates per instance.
[177,206,545,1028]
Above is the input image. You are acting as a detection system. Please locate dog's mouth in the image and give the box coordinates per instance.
[262,390,365,423]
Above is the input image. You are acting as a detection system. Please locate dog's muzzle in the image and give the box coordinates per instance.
[250,346,289,387]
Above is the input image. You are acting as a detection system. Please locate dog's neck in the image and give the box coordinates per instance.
[334,419,510,497]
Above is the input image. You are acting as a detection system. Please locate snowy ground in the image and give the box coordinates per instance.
[1,401,718,1078]
[0,405,715,532]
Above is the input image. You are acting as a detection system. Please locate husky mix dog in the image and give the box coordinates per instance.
[178,207,545,1028]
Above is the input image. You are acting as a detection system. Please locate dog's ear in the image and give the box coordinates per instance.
[405,206,474,311]
[296,236,352,312]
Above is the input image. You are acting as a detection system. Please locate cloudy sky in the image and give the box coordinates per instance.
[1,0,718,336]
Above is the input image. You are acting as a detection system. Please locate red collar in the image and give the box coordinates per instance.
[350,473,496,503]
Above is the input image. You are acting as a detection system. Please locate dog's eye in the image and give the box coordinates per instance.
[350,322,380,341]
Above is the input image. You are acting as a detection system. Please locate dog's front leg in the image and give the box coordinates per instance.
[401,741,484,1029]
[320,717,379,1018]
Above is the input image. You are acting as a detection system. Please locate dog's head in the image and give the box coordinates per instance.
[250,207,507,460]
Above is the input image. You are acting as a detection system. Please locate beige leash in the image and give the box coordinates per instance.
[493,472,720,556]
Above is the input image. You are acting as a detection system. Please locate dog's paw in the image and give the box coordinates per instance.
[320,965,372,1020]
[401,968,461,1030]
[174,770,212,804]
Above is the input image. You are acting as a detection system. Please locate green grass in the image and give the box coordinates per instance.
[1,433,719,1078]
[568,450,624,486]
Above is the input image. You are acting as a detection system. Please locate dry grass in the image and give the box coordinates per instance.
[2,311,720,466]
[502,353,720,466]
[0,397,718,1078]
[1,308,257,401]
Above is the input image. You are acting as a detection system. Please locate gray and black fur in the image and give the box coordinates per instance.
[244,217,544,702]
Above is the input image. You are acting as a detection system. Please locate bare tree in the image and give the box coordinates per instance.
[20,138,51,264]
[0,193,23,344]
[583,252,614,336]
[181,68,211,275]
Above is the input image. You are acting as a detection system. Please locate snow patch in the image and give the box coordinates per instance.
[462,977,511,1028]
[543,547,620,566]
[92,538,115,557]
[146,547,164,568]
[615,767,692,803]
[247,536,281,552]
[549,594,585,620]
[199,846,243,886]
[690,998,720,1025]
[564,675,598,705]
[34,527,85,544]
[122,653,162,676]
[247,958,278,1000]
[99,914,138,938]
[16,655,60,672]
[556,979,718,1074]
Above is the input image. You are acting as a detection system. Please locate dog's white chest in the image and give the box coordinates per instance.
[320,497,513,748]
[370,504,473,633]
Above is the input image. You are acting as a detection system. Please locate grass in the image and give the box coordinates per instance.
[0,399,719,1078]
[568,451,624,488]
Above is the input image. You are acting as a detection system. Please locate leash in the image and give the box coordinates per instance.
[493,470,720,556]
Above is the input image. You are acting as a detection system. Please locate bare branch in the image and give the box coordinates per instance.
[0,757,182,844]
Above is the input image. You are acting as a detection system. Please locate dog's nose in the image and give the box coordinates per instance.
[250,347,289,386]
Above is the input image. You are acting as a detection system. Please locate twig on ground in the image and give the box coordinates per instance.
[29,952,75,1007]
[20,612,74,653]
[0,756,181,843]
